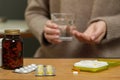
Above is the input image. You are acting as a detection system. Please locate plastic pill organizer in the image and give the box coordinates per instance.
[73,60,109,72]
[14,64,55,76]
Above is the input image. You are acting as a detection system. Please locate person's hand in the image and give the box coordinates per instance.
[43,20,62,44]
[72,21,107,44]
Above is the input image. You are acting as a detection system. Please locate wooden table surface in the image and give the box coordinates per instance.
[0,58,120,80]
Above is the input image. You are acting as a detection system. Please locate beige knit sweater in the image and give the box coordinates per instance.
[25,0,120,58]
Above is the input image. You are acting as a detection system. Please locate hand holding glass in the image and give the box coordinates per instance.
[51,13,74,41]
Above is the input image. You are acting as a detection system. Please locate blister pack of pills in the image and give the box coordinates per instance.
[14,64,37,74]
[35,65,56,76]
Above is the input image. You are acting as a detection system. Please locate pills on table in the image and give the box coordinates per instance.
[73,71,78,75]
[14,64,37,74]
[15,69,20,72]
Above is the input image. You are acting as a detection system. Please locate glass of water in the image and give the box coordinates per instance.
[51,13,74,41]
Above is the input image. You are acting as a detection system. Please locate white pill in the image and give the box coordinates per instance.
[28,65,32,68]
[29,68,33,71]
[22,70,28,73]
[31,67,36,71]
[27,69,32,72]
[73,71,78,75]
[24,67,29,70]
[32,66,37,69]
[19,68,24,71]
[31,64,36,67]
[15,69,21,72]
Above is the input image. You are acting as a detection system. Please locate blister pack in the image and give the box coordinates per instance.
[14,64,37,74]
[35,65,56,76]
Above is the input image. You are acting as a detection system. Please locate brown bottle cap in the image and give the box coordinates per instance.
[4,29,20,35]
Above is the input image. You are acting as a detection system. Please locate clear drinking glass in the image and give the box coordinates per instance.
[51,13,74,41]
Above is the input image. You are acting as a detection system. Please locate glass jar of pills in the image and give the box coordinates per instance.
[2,29,23,69]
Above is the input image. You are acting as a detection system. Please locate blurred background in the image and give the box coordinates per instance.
[0,0,40,57]
[0,0,26,19]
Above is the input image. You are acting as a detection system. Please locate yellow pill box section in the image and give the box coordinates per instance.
[46,65,55,75]
[73,60,109,72]
[37,65,45,76]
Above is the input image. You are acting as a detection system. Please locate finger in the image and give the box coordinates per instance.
[91,21,106,41]
[87,26,104,44]
[50,39,62,44]
[81,33,92,43]
[90,28,106,44]
[72,29,78,35]
[46,36,62,44]
[44,26,60,35]
[45,21,60,34]
[90,28,104,41]
[44,33,59,40]
[84,23,96,36]
[73,30,91,43]
[93,32,106,44]
[46,20,59,29]
[74,30,91,42]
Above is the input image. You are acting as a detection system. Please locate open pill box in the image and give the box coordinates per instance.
[35,65,56,76]
[73,60,109,72]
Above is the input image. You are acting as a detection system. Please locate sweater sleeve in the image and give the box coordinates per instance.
[25,0,50,45]
[89,14,120,43]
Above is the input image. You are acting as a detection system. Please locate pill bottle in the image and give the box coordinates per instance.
[2,29,23,69]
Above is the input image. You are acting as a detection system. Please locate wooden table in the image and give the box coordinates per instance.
[0,58,120,80]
